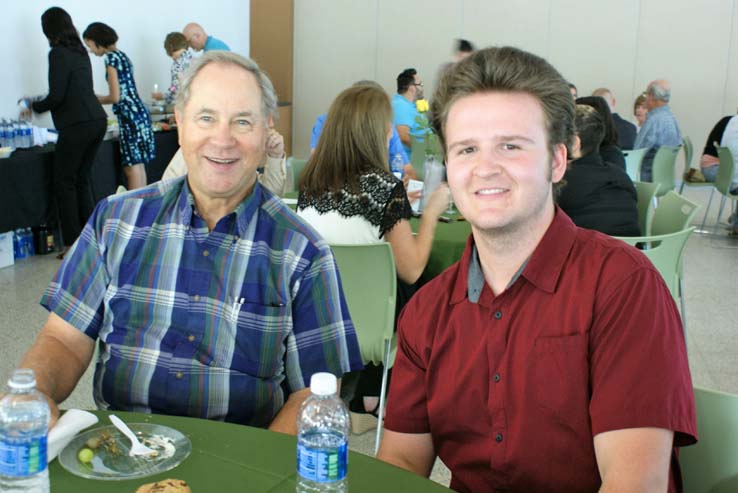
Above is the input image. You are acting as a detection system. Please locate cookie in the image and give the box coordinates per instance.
[135,478,191,493]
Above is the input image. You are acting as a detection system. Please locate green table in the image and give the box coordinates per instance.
[49,410,452,492]
[411,215,471,281]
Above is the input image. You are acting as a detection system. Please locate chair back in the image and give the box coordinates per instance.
[681,387,738,493]
[682,136,694,169]
[614,227,694,298]
[715,146,736,196]
[651,145,680,197]
[633,181,660,236]
[623,148,648,181]
[651,191,700,236]
[330,243,397,366]
[410,135,428,180]
[288,157,308,190]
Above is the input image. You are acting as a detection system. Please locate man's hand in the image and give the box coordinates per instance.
[266,129,285,159]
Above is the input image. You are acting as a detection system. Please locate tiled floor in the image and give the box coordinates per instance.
[1,186,735,487]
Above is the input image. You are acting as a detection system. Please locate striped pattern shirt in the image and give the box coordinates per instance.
[41,177,362,426]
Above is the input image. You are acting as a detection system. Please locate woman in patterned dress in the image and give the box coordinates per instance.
[151,32,194,108]
[83,22,155,190]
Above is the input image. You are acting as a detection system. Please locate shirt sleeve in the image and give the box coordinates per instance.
[634,118,657,150]
[588,263,697,447]
[393,99,416,128]
[32,49,70,114]
[383,299,432,433]
[104,52,122,72]
[310,115,326,150]
[379,180,413,238]
[389,127,410,163]
[40,200,111,339]
[283,243,364,394]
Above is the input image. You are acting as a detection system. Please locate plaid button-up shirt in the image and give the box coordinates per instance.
[42,177,362,426]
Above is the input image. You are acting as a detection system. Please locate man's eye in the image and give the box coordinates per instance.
[459,146,475,155]
[198,115,214,123]
[502,143,520,151]
[235,119,253,127]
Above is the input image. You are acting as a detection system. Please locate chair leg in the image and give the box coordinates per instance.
[698,189,715,232]
[713,196,727,235]
[374,339,392,457]
[679,181,685,194]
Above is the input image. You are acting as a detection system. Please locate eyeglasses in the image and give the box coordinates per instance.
[413,82,424,87]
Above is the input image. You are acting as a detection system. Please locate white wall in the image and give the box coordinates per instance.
[293,0,738,172]
[1,1,250,127]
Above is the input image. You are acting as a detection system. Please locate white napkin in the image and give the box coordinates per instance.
[47,409,99,463]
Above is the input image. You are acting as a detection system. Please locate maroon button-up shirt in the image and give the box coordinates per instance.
[385,209,697,493]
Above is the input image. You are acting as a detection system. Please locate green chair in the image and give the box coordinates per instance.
[614,227,695,301]
[679,136,716,232]
[650,191,700,329]
[681,387,738,493]
[713,146,738,235]
[287,157,308,191]
[682,135,694,170]
[633,181,660,236]
[623,148,648,182]
[651,145,681,197]
[330,243,396,456]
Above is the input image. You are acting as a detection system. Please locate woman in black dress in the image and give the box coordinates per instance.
[25,7,107,258]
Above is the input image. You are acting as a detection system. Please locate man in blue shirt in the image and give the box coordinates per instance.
[310,82,413,176]
[183,22,230,52]
[392,68,426,158]
[633,79,682,182]
[19,51,362,433]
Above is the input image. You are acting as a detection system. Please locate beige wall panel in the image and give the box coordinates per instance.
[462,0,551,58]
[635,0,733,172]
[375,1,463,98]
[293,0,379,157]
[548,0,640,116]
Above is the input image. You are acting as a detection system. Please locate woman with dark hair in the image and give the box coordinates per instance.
[296,84,449,434]
[576,95,626,171]
[83,22,154,190]
[22,7,107,259]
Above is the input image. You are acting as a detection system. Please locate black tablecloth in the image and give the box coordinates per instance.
[0,131,179,233]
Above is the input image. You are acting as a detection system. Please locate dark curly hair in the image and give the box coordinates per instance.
[41,7,86,55]
[82,22,119,48]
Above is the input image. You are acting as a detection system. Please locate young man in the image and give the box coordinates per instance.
[20,51,362,434]
[378,46,696,492]
[392,68,425,157]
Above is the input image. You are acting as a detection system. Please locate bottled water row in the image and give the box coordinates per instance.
[0,119,34,149]
[12,228,35,260]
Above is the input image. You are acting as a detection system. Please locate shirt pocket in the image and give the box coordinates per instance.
[533,334,590,427]
[222,301,292,378]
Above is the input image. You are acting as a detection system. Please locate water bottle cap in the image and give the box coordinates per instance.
[7,368,37,390]
[309,372,337,395]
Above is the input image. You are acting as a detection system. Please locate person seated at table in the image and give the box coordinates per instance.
[296,83,449,434]
[695,113,738,192]
[161,128,288,196]
[377,46,696,493]
[558,105,640,236]
[152,32,193,107]
[310,80,416,179]
[18,51,363,434]
[576,95,626,171]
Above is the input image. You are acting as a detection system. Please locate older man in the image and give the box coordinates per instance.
[634,79,682,181]
[377,47,696,492]
[19,52,362,434]
[592,87,637,150]
[183,22,230,52]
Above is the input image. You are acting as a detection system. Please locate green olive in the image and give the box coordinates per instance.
[77,448,94,464]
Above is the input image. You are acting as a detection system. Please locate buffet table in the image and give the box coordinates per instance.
[49,410,453,493]
[0,130,179,234]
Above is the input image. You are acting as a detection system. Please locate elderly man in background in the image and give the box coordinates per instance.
[633,79,682,181]
[592,87,637,150]
[392,68,425,159]
[19,51,362,433]
[183,22,230,52]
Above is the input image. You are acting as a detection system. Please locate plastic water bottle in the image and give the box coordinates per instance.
[23,229,34,257]
[296,373,348,493]
[390,153,405,179]
[0,369,51,493]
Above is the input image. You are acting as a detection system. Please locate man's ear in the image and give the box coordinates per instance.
[174,108,183,146]
[551,142,569,183]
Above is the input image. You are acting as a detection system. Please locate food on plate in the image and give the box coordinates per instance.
[77,447,94,463]
[135,478,192,493]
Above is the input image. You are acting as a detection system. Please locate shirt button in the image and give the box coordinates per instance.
[187,335,195,342]
[494,310,502,320]
[494,373,501,382]
[193,294,200,302]
[203,250,210,257]
[175,372,183,379]
[495,433,504,443]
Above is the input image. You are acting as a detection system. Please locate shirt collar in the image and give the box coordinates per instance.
[176,178,264,236]
[451,207,578,305]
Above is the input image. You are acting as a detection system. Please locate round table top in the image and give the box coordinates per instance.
[49,410,453,492]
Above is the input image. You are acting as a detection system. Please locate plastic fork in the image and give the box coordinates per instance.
[109,414,157,457]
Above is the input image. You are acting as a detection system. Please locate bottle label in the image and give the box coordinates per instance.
[0,436,48,477]
[297,441,347,482]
